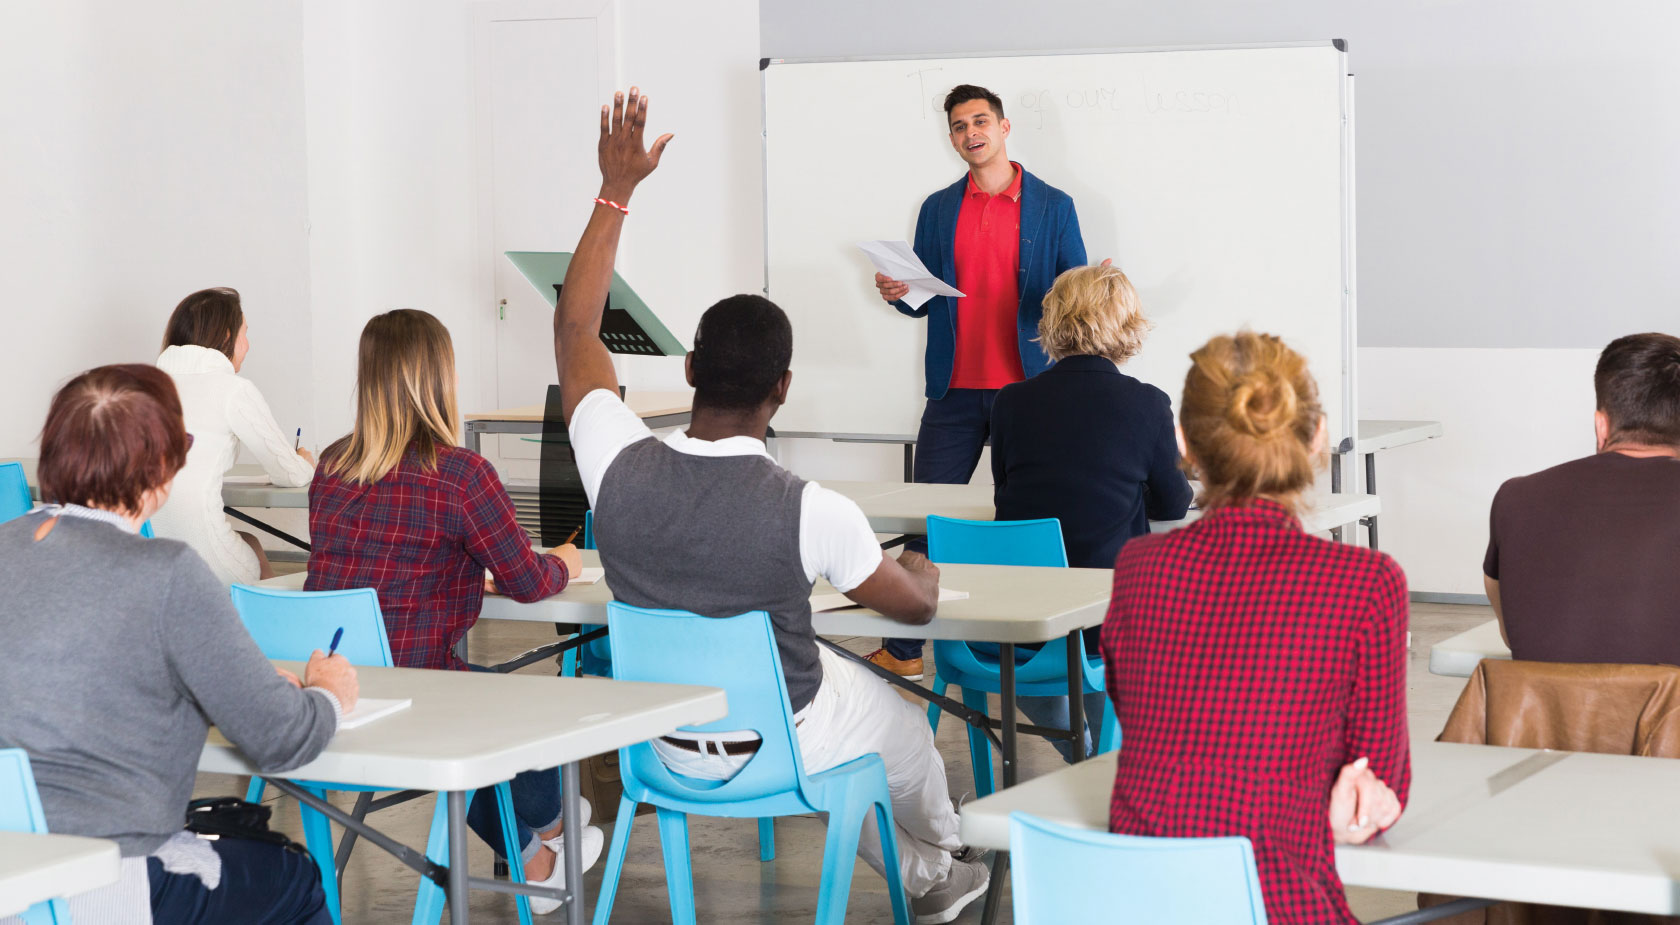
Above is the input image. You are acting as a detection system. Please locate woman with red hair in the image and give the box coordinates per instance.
[0,364,357,924]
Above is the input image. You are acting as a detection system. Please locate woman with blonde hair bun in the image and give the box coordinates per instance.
[1099,331,1411,924]
[987,262,1193,761]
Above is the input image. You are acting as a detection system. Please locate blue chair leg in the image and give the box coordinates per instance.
[591,793,640,925]
[296,787,342,925]
[560,646,579,677]
[872,797,912,925]
[814,792,868,925]
[960,686,996,797]
[757,817,775,861]
[19,898,64,925]
[410,796,454,925]
[1097,699,1121,754]
[244,776,266,803]
[493,782,533,925]
[655,808,697,925]
[927,676,949,733]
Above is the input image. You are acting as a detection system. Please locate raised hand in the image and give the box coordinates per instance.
[598,86,673,203]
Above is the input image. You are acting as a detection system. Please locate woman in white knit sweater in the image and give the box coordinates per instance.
[152,287,315,583]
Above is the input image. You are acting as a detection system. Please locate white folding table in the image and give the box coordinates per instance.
[821,479,1381,539]
[198,662,725,925]
[463,391,693,455]
[0,831,121,918]
[1429,620,1510,677]
[960,738,1680,923]
[1338,420,1444,549]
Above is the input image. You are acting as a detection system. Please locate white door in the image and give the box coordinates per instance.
[474,1,616,466]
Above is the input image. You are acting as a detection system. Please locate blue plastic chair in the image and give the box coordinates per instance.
[559,511,612,678]
[924,516,1119,797]
[1009,812,1267,924]
[0,462,33,524]
[592,603,910,925]
[0,749,70,924]
[231,585,531,925]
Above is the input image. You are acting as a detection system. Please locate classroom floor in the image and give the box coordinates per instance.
[199,577,1486,924]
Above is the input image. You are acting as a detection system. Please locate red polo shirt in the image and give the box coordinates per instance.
[949,163,1024,390]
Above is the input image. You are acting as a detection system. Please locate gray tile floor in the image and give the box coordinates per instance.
[206,585,1486,923]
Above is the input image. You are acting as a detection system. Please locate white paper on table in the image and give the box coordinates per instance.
[484,566,605,589]
[338,697,412,730]
[857,240,965,310]
[809,588,969,613]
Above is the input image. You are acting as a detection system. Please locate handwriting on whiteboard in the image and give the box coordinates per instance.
[913,75,1236,129]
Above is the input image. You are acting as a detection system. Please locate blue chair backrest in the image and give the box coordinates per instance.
[0,462,34,524]
[582,510,596,551]
[139,520,155,538]
[607,602,806,804]
[1009,812,1267,924]
[927,516,1068,568]
[230,585,394,668]
[0,748,50,836]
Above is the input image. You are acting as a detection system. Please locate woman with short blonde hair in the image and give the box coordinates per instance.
[307,309,600,907]
[1102,331,1410,924]
[987,263,1193,761]
[1035,263,1151,363]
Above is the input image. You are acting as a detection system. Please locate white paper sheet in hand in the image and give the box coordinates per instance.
[857,240,964,310]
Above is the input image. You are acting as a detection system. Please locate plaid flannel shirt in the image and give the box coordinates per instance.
[1101,499,1410,925]
[306,445,567,670]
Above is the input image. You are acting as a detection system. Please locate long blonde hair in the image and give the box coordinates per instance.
[1180,331,1323,510]
[324,309,461,484]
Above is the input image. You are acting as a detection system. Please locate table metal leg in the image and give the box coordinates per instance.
[979,852,1008,925]
[448,790,469,924]
[562,762,584,925]
[903,443,914,482]
[998,644,1018,788]
[1368,898,1496,924]
[1364,451,1380,550]
[1065,630,1085,763]
[1330,451,1344,542]
[466,426,481,455]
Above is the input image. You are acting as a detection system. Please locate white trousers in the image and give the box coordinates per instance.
[651,644,961,895]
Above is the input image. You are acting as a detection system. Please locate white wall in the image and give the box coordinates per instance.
[0,0,315,457]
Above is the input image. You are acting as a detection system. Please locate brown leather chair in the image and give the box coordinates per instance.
[1422,659,1680,925]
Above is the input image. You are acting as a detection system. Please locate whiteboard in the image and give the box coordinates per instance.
[762,43,1355,448]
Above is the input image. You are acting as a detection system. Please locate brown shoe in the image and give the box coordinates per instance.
[864,648,924,681]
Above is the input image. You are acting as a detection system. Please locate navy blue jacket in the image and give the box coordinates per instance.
[990,355,1193,570]
[895,168,1087,399]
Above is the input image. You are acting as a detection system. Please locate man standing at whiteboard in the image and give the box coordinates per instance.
[870,84,1090,678]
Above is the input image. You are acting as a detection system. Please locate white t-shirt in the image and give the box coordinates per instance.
[569,389,883,593]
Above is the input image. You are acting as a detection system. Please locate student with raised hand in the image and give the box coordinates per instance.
[989,263,1192,761]
[152,287,316,583]
[305,309,595,912]
[1101,332,1409,925]
[867,84,1092,681]
[1484,332,1680,661]
[0,364,356,924]
[555,87,990,925]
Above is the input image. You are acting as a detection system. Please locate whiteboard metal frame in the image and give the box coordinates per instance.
[760,41,1358,449]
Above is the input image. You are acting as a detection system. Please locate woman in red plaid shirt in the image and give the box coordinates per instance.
[307,309,598,909]
[1101,331,1410,924]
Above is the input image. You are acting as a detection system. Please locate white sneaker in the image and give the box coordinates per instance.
[527,825,605,916]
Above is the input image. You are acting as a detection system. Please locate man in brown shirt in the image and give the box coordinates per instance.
[1484,332,1680,664]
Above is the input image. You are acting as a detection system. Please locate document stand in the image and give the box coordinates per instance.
[503,251,687,546]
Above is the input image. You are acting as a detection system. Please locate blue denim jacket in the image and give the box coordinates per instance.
[895,167,1087,399]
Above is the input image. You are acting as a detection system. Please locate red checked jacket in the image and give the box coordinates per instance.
[306,444,568,671]
[1101,499,1410,925]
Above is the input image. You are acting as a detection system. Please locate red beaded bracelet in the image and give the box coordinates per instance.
[592,197,629,215]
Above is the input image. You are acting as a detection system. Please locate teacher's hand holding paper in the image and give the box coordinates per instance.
[858,240,964,310]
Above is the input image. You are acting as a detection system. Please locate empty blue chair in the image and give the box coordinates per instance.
[925,516,1119,797]
[593,603,910,925]
[0,462,33,524]
[1009,812,1267,924]
[0,749,69,924]
[231,585,530,925]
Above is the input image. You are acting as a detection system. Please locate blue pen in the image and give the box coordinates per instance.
[327,627,343,658]
[294,427,302,451]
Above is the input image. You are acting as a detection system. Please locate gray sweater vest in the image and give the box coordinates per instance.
[593,437,825,710]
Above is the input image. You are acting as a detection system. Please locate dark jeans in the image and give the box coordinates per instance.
[149,836,331,925]
[885,388,999,662]
[467,665,563,862]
